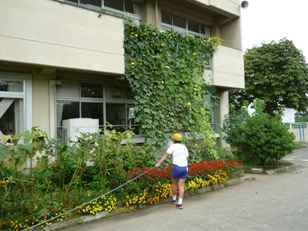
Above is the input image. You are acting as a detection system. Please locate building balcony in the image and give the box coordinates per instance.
[204,45,245,89]
[0,0,125,75]
[190,0,240,17]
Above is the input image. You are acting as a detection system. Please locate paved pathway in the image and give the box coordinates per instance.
[64,147,308,231]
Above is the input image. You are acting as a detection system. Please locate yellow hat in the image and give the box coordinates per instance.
[171,132,183,142]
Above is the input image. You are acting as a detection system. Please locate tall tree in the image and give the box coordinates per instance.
[231,39,308,115]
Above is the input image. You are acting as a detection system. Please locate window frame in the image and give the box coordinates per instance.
[160,11,212,38]
[0,72,32,134]
[62,0,140,20]
[56,80,135,137]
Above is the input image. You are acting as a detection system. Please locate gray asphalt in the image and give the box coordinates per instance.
[64,146,308,231]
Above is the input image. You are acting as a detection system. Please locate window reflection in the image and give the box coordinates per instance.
[0,80,23,92]
[57,101,80,126]
[80,0,101,7]
[81,83,103,98]
[81,102,104,127]
[106,103,126,131]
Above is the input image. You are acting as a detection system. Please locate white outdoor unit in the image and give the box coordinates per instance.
[63,118,99,143]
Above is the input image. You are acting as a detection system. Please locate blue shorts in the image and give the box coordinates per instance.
[172,165,188,180]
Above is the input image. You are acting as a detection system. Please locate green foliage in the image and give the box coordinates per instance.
[0,129,156,229]
[224,105,295,166]
[124,23,219,157]
[295,111,308,122]
[230,39,308,115]
[0,126,240,230]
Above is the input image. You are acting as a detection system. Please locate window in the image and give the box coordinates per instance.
[0,99,16,135]
[81,102,104,125]
[0,79,25,135]
[204,92,219,133]
[65,0,78,5]
[80,0,101,7]
[104,0,134,13]
[65,0,134,13]
[161,11,211,37]
[162,12,172,25]
[0,80,23,92]
[81,83,103,98]
[104,0,123,11]
[173,15,186,29]
[56,80,135,137]
[124,0,134,13]
[57,101,80,126]
[106,103,127,131]
[188,21,200,33]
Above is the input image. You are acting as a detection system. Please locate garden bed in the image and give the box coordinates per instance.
[1,160,243,231]
[46,173,248,231]
[0,128,244,231]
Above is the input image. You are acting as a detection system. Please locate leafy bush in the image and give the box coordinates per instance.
[224,109,295,166]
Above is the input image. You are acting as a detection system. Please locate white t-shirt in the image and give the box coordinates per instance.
[166,143,189,167]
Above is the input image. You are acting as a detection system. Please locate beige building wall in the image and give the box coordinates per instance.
[32,72,56,136]
[221,18,242,50]
[218,90,229,127]
[144,0,159,26]
[1,0,244,139]
[191,0,240,16]
[0,0,124,74]
[212,45,245,89]
[218,89,230,146]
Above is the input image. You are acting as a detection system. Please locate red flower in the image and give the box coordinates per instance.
[127,160,243,179]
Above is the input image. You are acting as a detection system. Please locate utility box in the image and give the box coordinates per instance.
[63,118,99,143]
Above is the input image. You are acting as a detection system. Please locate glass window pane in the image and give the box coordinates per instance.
[56,81,80,99]
[104,0,124,11]
[124,0,134,13]
[0,99,16,135]
[81,102,104,126]
[57,101,80,126]
[108,87,128,99]
[106,103,126,128]
[201,25,211,36]
[65,0,78,5]
[127,87,134,100]
[81,83,103,98]
[188,20,200,33]
[161,11,172,25]
[173,15,186,29]
[0,80,23,92]
[80,0,101,7]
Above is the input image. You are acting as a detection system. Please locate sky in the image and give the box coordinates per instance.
[241,0,308,62]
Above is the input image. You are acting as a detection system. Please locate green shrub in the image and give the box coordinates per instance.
[224,110,295,166]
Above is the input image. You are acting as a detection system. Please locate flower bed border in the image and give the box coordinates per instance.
[44,175,252,231]
[1,160,243,230]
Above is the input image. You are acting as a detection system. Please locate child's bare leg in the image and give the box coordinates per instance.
[171,179,178,201]
[177,179,185,205]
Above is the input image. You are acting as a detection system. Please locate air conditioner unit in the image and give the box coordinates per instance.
[63,118,99,143]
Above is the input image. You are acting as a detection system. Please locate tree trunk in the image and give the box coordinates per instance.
[264,103,276,116]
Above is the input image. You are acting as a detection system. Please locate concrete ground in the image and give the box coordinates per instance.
[64,147,308,231]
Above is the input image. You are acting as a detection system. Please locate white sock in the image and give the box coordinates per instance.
[178,197,183,205]
[172,195,177,201]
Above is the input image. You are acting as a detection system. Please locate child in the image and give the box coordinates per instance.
[155,132,189,209]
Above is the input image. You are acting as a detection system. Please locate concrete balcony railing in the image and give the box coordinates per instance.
[191,0,240,17]
[204,45,245,89]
